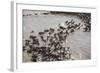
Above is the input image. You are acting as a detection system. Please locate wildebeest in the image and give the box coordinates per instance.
[44,29,49,32]
[70,29,74,33]
[27,49,32,54]
[29,35,36,39]
[49,28,55,34]
[59,26,66,30]
[25,40,30,46]
[38,32,44,35]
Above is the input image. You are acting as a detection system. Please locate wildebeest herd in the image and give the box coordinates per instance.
[23,13,91,62]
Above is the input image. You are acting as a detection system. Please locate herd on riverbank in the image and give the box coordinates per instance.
[23,13,91,62]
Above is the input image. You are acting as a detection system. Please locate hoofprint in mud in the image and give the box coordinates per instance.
[22,10,91,62]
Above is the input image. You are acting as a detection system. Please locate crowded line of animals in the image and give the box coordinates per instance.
[23,13,91,62]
